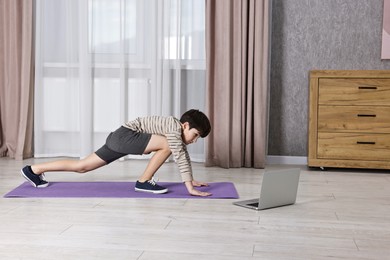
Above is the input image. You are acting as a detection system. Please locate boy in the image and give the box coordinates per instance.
[20,109,212,197]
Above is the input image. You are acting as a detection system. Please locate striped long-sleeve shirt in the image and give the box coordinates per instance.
[123,116,193,182]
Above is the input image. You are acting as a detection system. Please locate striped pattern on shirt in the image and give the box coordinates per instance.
[123,116,193,182]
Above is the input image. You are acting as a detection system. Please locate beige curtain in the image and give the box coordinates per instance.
[0,0,34,160]
[206,0,270,168]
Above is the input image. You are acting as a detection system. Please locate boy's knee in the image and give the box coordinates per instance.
[161,146,171,155]
[75,163,91,174]
[160,142,171,153]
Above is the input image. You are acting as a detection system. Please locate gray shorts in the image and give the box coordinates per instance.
[95,126,152,164]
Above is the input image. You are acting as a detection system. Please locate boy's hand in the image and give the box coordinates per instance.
[185,181,212,197]
[189,188,212,197]
[192,180,209,187]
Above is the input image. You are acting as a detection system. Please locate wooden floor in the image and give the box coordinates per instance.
[1,157,390,259]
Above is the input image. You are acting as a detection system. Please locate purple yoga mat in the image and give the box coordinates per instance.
[3,181,239,199]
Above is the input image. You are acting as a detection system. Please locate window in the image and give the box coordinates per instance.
[35,0,206,161]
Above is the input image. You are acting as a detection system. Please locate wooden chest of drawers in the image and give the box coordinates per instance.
[308,70,390,169]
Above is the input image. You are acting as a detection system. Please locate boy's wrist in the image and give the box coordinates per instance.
[185,181,194,192]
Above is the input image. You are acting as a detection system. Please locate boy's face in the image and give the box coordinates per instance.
[182,122,201,145]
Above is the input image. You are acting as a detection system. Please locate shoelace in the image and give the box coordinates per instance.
[148,179,157,186]
[148,177,158,186]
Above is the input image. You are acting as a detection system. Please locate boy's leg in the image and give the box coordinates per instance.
[30,153,107,175]
[138,135,171,182]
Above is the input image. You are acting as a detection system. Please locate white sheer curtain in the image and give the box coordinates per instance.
[34,0,206,161]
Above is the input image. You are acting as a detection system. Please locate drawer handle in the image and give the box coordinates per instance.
[357,114,376,117]
[358,86,377,90]
[356,141,376,145]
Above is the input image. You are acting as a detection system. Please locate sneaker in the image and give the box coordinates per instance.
[20,165,49,188]
[135,179,168,194]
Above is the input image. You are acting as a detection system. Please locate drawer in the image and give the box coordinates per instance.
[318,78,390,105]
[318,105,390,133]
[317,133,390,161]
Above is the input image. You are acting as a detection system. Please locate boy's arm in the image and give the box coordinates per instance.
[165,129,211,197]
[185,181,212,197]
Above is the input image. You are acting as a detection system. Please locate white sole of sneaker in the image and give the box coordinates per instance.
[36,183,49,188]
[134,187,168,194]
[20,169,49,188]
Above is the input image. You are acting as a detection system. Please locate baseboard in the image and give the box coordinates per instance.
[266,155,307,165]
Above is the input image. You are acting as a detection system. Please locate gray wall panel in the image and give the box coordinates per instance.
[269,0,390,156]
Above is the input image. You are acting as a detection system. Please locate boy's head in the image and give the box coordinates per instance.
[180,109,211,138]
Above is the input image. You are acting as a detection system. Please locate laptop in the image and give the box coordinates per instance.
[233,168,301,210]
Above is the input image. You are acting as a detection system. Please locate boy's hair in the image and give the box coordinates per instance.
[180,109,211,138]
